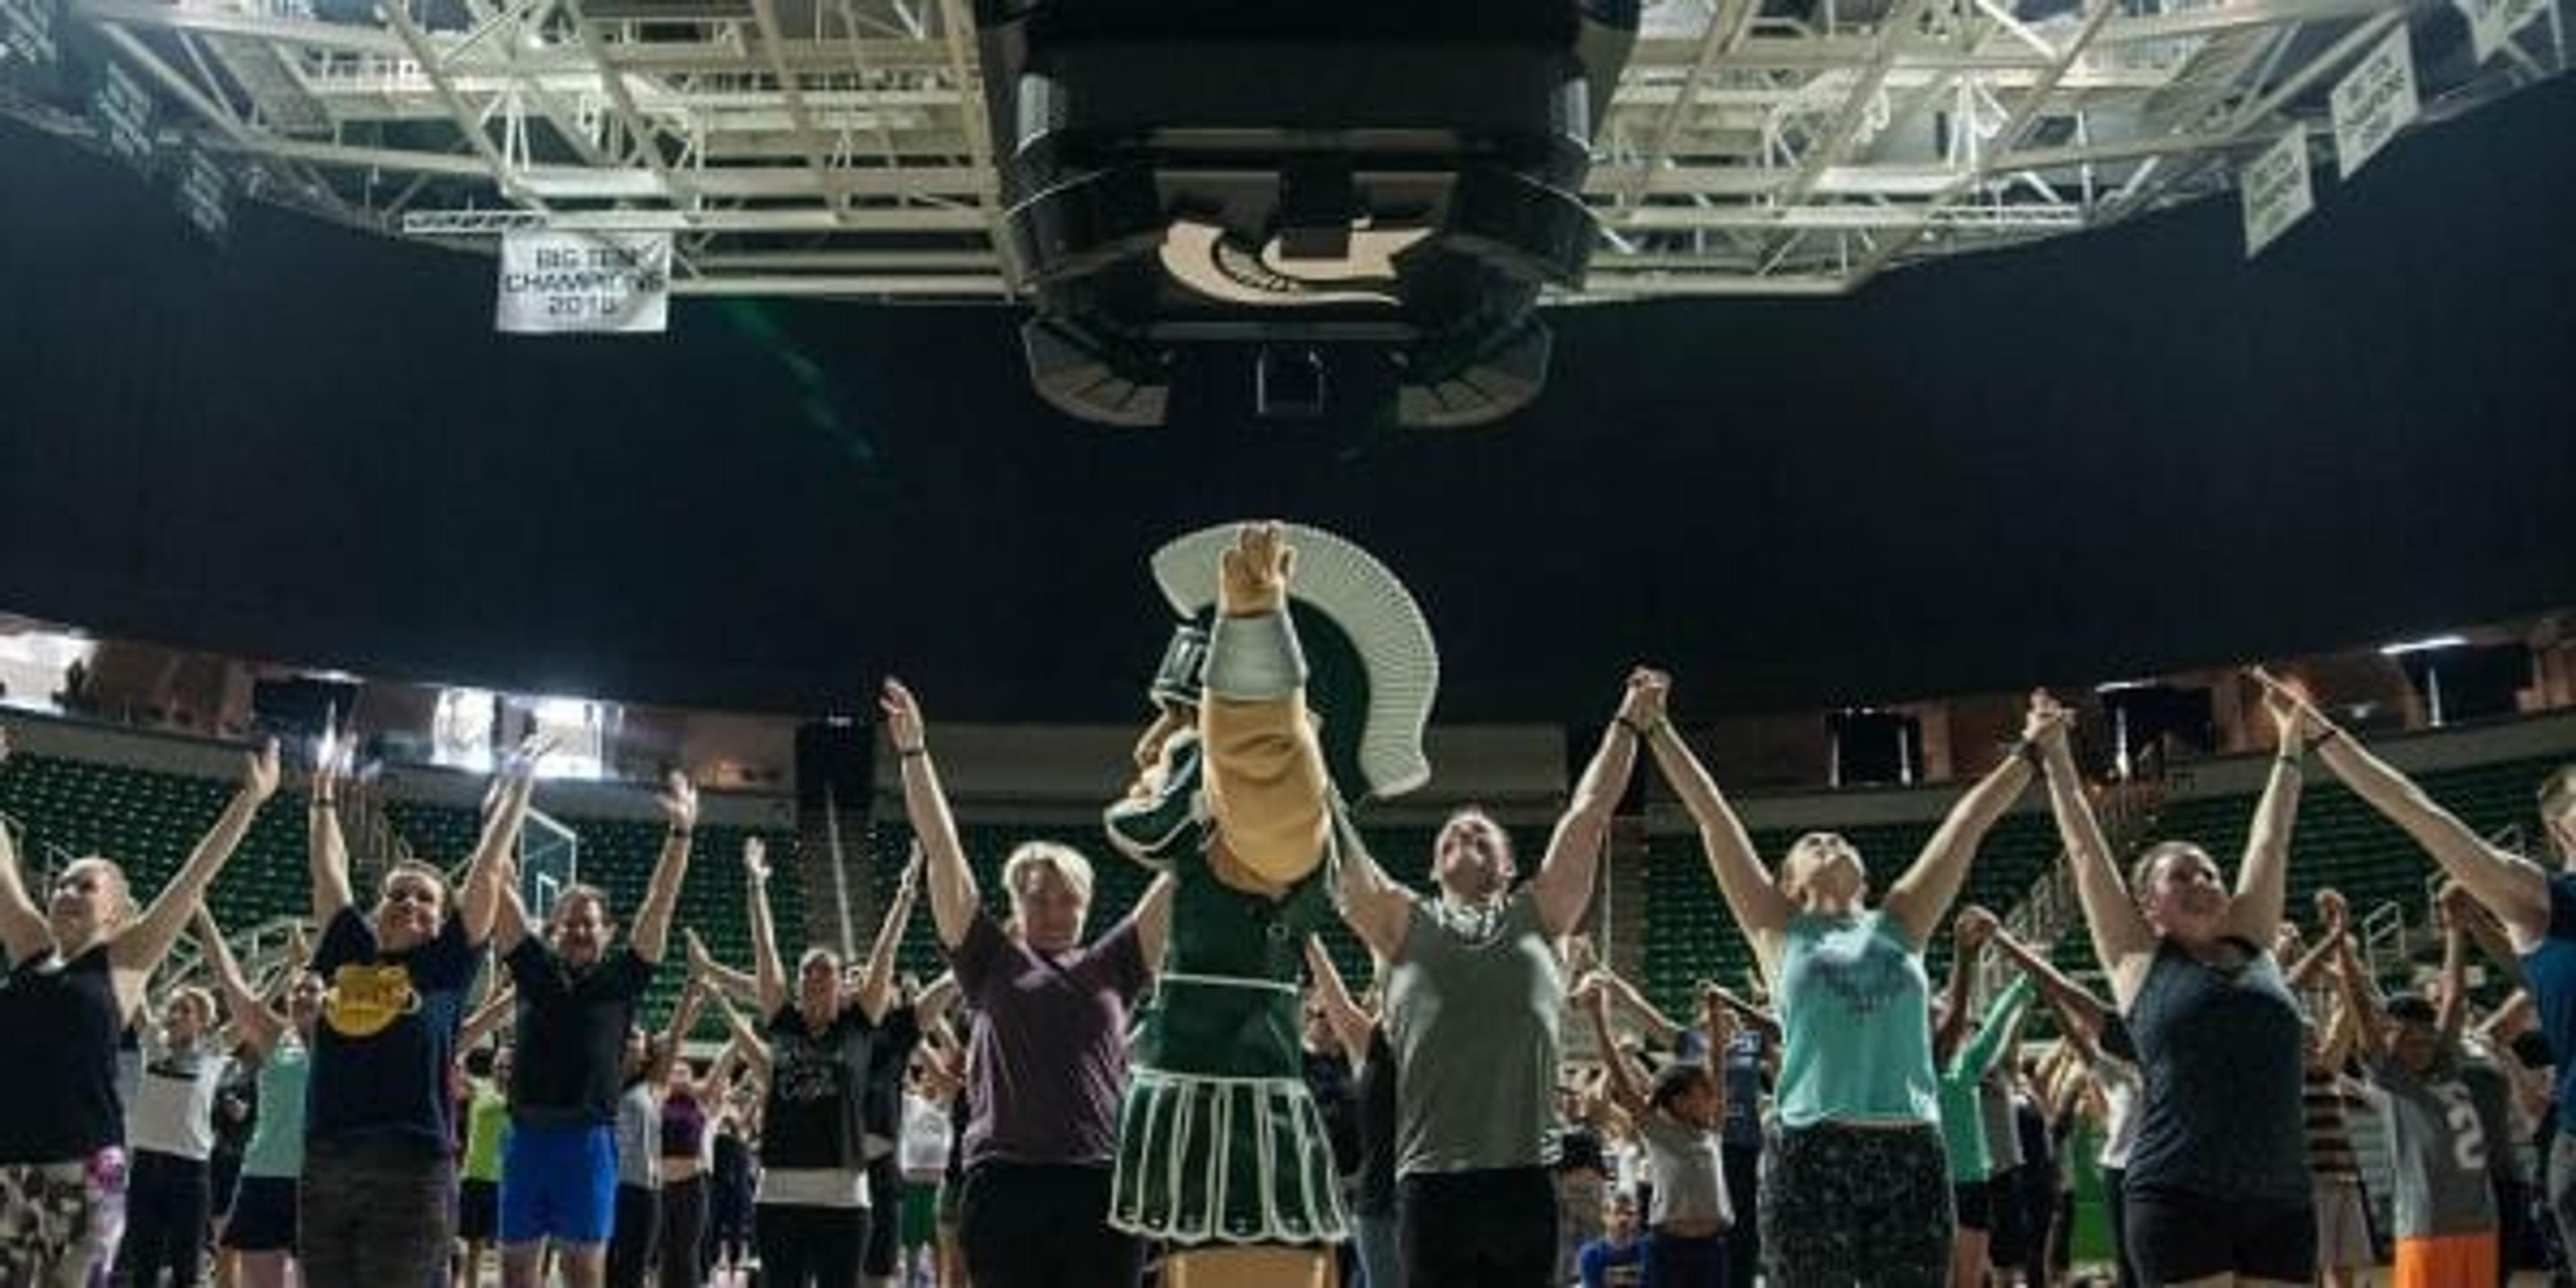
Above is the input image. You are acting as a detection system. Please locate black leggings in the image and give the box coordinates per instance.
[957,1163,1139,1288]
[117,1150,209,1288]
[1721,1142,1762,1287]
[657,1174,706,1288]
[2101,1167,2139,1288]
[863,1155,902,1277]
[2123,1185,2314,1285]
[755,1203,869,1288]
[1646,1228,1729,1287]
[1397,1167,1558,1288]
[606,1183,660,1288]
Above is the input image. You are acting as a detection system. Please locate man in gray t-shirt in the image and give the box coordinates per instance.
[1334,671,1664,1288]
[2363,994,2500,1263]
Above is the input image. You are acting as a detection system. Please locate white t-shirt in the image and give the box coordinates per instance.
[2096,1058,2143,1172]
[127,1040,231,1161]
[899,1093,952,1180]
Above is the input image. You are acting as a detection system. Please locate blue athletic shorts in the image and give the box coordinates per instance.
[499,1123,619,1246]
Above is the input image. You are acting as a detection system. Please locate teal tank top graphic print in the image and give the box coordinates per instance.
[1775,910,1939,1130]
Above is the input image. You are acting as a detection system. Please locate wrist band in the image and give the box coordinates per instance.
[2304,727,2342,755]
[311,800,338,810]
[897,745,928,759]
[2010,738,2043,769]
[1616,716,1650,739]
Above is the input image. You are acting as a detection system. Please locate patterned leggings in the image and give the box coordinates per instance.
[0,1150,127,1288]
[1759,1122,1951,1287]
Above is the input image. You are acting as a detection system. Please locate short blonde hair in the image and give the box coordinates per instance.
[167,985,215,1025]
[1001,841,1094,906]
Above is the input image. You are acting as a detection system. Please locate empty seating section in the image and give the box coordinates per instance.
[0,751,309,938]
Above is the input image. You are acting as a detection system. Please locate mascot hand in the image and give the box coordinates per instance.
[1218,521,1295,617]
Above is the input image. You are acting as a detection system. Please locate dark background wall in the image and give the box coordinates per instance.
[3,79,2571,724]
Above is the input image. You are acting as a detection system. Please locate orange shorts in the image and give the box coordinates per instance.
[2392,1231,2498,1288]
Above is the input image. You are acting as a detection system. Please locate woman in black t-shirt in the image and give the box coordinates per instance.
[702,835,921,1288]
[0,731,279,1288]
[2031,687,2314,1288]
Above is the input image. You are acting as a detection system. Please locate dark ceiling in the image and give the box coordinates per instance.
[2,79,2571,726]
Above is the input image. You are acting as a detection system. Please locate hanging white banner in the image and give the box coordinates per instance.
[494,229,672,334]
[2239,127,2314,258]
[2330,28,2420,180]
[2455,0,2547,65]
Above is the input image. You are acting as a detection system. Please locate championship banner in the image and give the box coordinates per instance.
[90,60,154,170]
[0,0,60,68]
[2455,0,2546,65]
[2330,27,2420,180]
[176,143,233,244]
[2239,127,2314,259]
[495,229,672,334]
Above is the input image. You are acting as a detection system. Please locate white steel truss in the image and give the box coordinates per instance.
[10,0,2565,299]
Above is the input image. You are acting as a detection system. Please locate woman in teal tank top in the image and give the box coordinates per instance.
[197,910,321,1288]
[1638,679,2046,1286]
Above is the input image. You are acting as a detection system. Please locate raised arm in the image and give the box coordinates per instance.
[193,909,280,1056]
[1198,523,1332,890]
[1303,936,1377,1069]
[686,929,763,1008]
[462,980,518,1051]
[1700,988,1735,1123]
[1581,982,1650,1119]
[308,739,354,926]
[1960,973,2036,1078]
[0,728,53,964]
[2258,669,2551,943]
[2030,692,2157,1010]
[1884,747,2037,950]
[851,847,920,1024]
[1528,669,1662,938]
[743,837,786,1018]
[880,680,981,952]
[2436,884,2472,1046]
[459,738,547,949]
[913,971,960,1027]
[1595,966,1686,1049]
[1987,926,2110,1037]
[1642,680,1796,974]
[2283,919,2347,991]
[2224,684,2306,945]
[1133,872,1176,973]
[2451,894,2532,994]
[2329,924,2386,1061]
[712,991,772,1082]
[113,740,280,999]
[1934,909,1992,1063]
[1705,983,1781,1039]
[661,977,709,1064]
[631,771,698,965]
[1328,798,1413,963]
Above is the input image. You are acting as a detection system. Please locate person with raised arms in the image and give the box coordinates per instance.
[296,735,537,1288]
[0,727,278,1288]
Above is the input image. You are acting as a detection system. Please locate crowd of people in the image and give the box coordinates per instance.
[1,531,2573,1288]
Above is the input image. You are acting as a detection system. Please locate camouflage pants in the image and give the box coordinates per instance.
[0,1150,127,1288]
